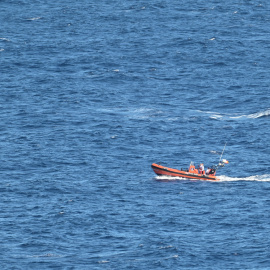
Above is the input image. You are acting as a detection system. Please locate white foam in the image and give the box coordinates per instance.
[210,114,223,119]
[155,175,184,181]
[210,150,220,155]
[26,17,42,21]
[219,174,270,182]
[155,175,216,182]
[246,109,270,119]
[199,108,270,120]
[0,38,10,42]
[155,174,270,182]
[229,109,270,119]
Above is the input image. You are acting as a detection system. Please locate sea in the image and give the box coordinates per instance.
[1,0,270,269]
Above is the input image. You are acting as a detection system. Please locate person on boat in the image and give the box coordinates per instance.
[199,163,204,174]
[189,162,198,173]
[209,168,216,175]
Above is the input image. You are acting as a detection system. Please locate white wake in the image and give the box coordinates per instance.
[155,175,270,182]
[198,108,270,120]
[218,174,270,182]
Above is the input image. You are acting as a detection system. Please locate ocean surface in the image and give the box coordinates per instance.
[1,0,270,269]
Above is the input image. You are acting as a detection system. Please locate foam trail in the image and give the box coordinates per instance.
[226,109,270,119]
[246,109,270,119]
[211,175,270,182]
[198,109,270,120]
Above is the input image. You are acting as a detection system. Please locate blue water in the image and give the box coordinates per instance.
[1,1,270,269]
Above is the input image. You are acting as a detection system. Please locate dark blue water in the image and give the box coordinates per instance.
[1,1,270,269]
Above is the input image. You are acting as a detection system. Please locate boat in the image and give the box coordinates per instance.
[151,159,229,181]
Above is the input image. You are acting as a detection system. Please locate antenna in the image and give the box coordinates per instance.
[219,142,227,164]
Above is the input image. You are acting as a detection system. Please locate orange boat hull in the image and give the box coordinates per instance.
[151,163,219,181]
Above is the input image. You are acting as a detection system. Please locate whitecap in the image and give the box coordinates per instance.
[0,38,10,42]
[210,114,223,119]
[26,17,42,21]
[159,245,174,249]
[98,260,110,264]
[210,150,221,155]
[167,117,179,121]
[27,253,62,258]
